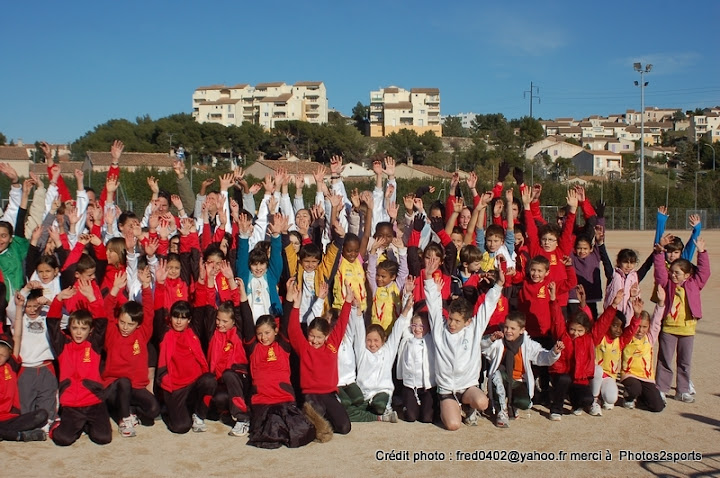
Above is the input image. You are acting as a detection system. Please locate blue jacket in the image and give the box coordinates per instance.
[236,234,283,317]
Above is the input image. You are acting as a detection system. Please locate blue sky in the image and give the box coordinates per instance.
[2,0,719,144]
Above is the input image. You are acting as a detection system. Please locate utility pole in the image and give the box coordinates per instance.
[523,82,541,118]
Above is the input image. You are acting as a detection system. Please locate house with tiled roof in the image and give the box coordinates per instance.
[394,161,467,181]
[0,146,31,176]
[84,151,175,172]
[525,137,584,162]
[244,158,373,186]
[572,150,622,177]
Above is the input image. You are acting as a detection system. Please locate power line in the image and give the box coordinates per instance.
[523,82,541,118]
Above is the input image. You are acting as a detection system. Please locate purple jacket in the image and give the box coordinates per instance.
[654,250,710,320]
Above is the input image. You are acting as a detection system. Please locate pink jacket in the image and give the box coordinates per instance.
[604,269,638,326]
[654,250,710,320]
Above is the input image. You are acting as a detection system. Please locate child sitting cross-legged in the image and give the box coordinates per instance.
[483,312,564,428]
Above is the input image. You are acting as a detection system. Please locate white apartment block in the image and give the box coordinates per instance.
[441,112,478,130]
[688,111,720,143]
[369,86,442,137]
[192,82,328,129]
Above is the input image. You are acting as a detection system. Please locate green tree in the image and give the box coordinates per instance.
[378,129,442,164]
[0,132,6,145]
[511,116,544,147]
[351,101,369,134]
[565,137,581,146]
[442,116,467,137]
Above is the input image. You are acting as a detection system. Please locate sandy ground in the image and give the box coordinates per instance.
[3,230,720,477]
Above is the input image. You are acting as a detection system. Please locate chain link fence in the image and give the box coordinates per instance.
[539,207,719,230]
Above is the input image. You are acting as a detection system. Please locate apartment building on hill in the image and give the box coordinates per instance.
[192,82,328,129]
[369,86,442,137]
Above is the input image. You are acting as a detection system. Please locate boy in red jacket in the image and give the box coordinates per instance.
[102,269,159,438]
[48,280,111,446]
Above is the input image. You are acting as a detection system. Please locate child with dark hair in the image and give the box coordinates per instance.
[367,235,408,332]
[570,226,613,320]
[450,244,484,300]
[0,296,48,442]
[483,312,564,427]
[239,290,316,449]
[547,284,622,421]
[16,287,57,432]
[620,295,665,412]
[653,235,710,404]
[287,278,352,438]
[156,300,216,434]
[475,189,516,273]
[396,311,436,423]
[592,298,640,412]
[237,213,285,321]
[47,281,112,445]
[350,281,414,423]
[424,261,504,430]
[59,234,106,313]
[331,233,367,313]
[102,269,159,438]
[205,297,250,437]
[604,248,652,325]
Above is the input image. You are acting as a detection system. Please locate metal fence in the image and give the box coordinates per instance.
[538,207,720,230]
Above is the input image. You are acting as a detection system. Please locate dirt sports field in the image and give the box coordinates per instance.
[2,230,719,477]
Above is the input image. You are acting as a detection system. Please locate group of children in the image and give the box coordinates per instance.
[0,143,709,447]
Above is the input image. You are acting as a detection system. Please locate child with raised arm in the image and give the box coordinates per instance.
[102,269,159,438]
[396,299,436,423]
[367,235,408,332]
[424,256,504,430]
[239,291,316,449]
[483,312,564,428]
[521,186,577,311]
[47,281,111,446]
[653,235,710,404]
[591,286,641,412]
[15,286,57,432]
[547,283,621,421]
[620,294,665,412]
[351,280,414,423]
[0,296,48,442]
[287,279,352,437]
[204,292,250,437]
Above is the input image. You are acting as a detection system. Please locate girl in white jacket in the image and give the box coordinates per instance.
[396,312,436,423]
[352,281,413,422]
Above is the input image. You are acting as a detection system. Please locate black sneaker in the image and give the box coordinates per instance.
[19,429,47,442]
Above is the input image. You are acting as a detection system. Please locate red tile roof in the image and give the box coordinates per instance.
[0,146,29,161]
[259,93,293,103]
[294,81,323,87]
[411,88,440,94]
[255,82,285,88]
[86,152,175,167]
[384,102,413,110]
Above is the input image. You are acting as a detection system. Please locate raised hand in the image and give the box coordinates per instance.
[595,199,606,218]
[466,171,478,190]
[39,141,53,162]
[512,166,524,186]
[547,281,556,301]
[155,259,168,284]
[402,193,415,213]
[171,194,184,212]
[413,213,426,232]
[532,183,542,201]
[695,236,705,253]
[383,156,396,177]
[350,188,361,210]
[312,164,328,186]
[248,183,262,195]
[220,173,234,191]
[343,280,355,304]
[611,289,624,308]
[147,176,160,194]
[219,261,234,279]
[387,201,399,221]
[77,279,96,301]
[453,197,464,214]
[106,175,119,194]
[689,214,701,228]
[110,140,124,162]
[566,188,578,210]
[112,271,128,294]
[330,155,344,175]
[372,160,383,176]
[504,188,514,205]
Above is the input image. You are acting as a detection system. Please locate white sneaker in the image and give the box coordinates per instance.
[659,391,667,404]
[463,409,479,426]
[623,400,635,409]
[191,413,207,432]
[229,420,249,437]
[675,392,695,403]
[572,408,583,416]
[119,416,137,437]
[495,410,509,428]
[589,402,602,416]
[689,381,696,395]
[549,413,562,421]
[602,402,614,410]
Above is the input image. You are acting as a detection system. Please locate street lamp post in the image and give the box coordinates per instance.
[634,62,652,230]
[701,142,716,171]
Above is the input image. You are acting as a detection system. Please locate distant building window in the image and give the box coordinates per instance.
[264,112,269,117]
[420,110,425,115]
[624,145,629,150]
[553,150,558,156]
